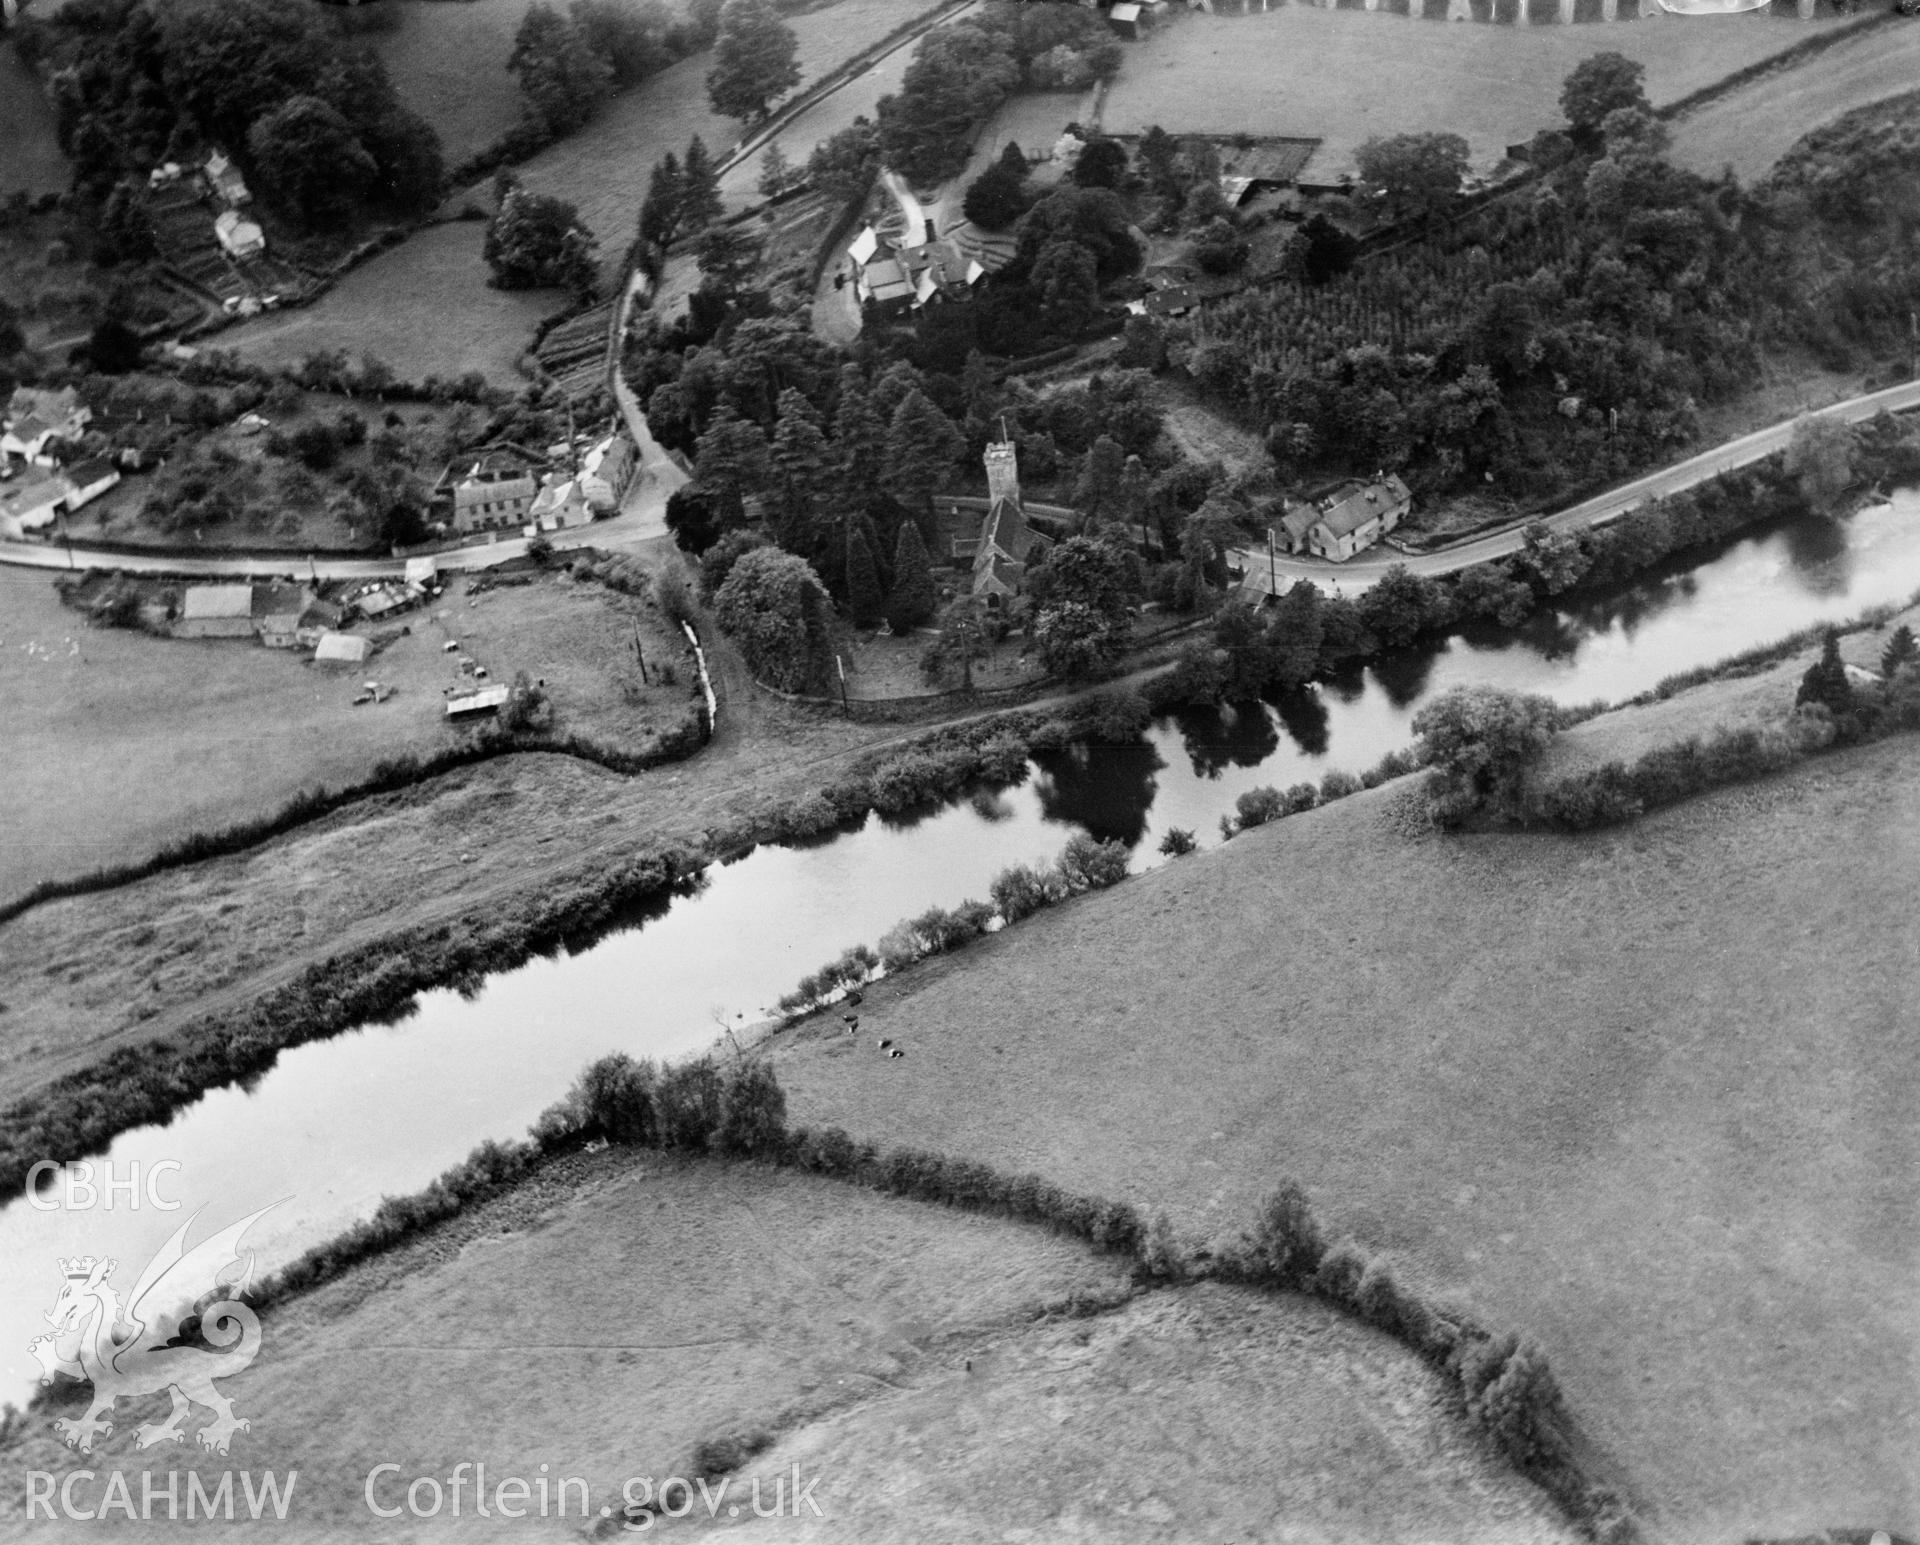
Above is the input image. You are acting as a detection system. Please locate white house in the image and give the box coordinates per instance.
[577,432,636,513]
[0,466,64,539]
[214,209,265,260]
[1275,475,1413,563]
[3,386,91,463]
[204,150,250,206]
[528,474,593,531]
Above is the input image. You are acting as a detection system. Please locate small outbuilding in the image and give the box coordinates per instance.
[0,466,65,539]
[175,583,256,639]
[446,684,511,720]
[61,458,121,510]
[314,631,373,665]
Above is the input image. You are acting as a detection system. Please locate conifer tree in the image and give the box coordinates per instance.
[680,135,723,233]
[883,389,965,526]
[845,524,884,627]
[887,520,938,631]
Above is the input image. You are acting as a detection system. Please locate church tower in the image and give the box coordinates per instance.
[983,432,1020,508]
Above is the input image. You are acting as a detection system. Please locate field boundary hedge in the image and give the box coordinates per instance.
[1656,10,1903,124]
[0,691,711,928]
[210,1052,1638,1541]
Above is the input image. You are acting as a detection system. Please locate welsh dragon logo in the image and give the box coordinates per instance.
[27,1205,275,1456]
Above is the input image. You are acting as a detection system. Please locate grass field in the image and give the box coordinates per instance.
[218,221,564,385]
[0,50,67,198]
[1670,29,1920,182]
[0,565,688,904]
[514,0,930,276]
[368,0,531,167]
[1101,5,1861,177]
[0,1151,1576,1541]
[767,672,1920,1540]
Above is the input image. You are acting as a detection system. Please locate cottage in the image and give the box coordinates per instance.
[314,631,372,665]
[3,386,91,462]
[577,432,636,513]
[967,436,1053,608]
[441,447,542,534]
[252,582,312,648]
[1275,475,1412,563]
[61,458,121,510]
[214,209,265,260]
[0,465,64,539]
[204,150,250,206]
[528,473,593,531]
[176,583,257,639]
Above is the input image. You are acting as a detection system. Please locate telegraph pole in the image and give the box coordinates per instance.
[1267,526,1277,601]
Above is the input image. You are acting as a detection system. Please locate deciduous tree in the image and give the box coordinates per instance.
[707,0,800,125]
[1355,132,1470,225]
[1412,686,1560,826]
[711,545,834,692]
[509,2,613,137]
[1559,52,1650,139]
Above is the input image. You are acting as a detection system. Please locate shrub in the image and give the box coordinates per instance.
[1056,833,1129,892]
[1460,1334,1568,1469]
[1234,1182,1325,1289]
[1312,1237,1370,1306]
[574,1052,658,1145]
[1157,826,1197,857]
[692,1431,770,1481]
[655,1057,726,1150]
[1318,768,1362,802]
[1283,782,1319,815]
[990,861,1060,922]
[716,1060,787,1158]
[1234,785,1286,829]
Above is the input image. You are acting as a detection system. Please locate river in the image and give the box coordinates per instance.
[5,492,1918,1411]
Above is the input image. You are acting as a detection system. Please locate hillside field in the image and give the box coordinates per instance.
[768,704,1920,1541]
[368,0,532,166]
[1101,4,1863,177]
[217,221,564,385]
[0,1151,1577,1542]
[0,48,66,197]
[0,564,690,904]
[1670,30,1920,182]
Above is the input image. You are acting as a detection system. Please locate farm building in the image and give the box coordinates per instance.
[0,465,64,539]
[3,386,90,463]
[447,684,511,721]
[60,458,121,510]
[1275,475,1412,563]
[314,631,373,665]
[295,598,345,648]
[440,447,543,534]
[175,583,257,639]
[252,583,313,648]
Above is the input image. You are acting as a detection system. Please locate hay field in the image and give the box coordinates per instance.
[1670,27,1920,182]
[218,222,563,385]
[369,0,530,166]
[0,1152,1576,1542]
[1102,5,1858,177]
[769,724,1920,1541]
[0,50,66,197]
[0,566,686,903]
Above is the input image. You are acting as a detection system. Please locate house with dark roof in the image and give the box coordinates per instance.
[61,458,121,510]
[965,437,1052,608]
[1275,475,1412,563]
[438,446,544,534]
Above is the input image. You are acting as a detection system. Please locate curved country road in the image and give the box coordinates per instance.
[1266,376,1920,594]
[5,379,1917,584]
